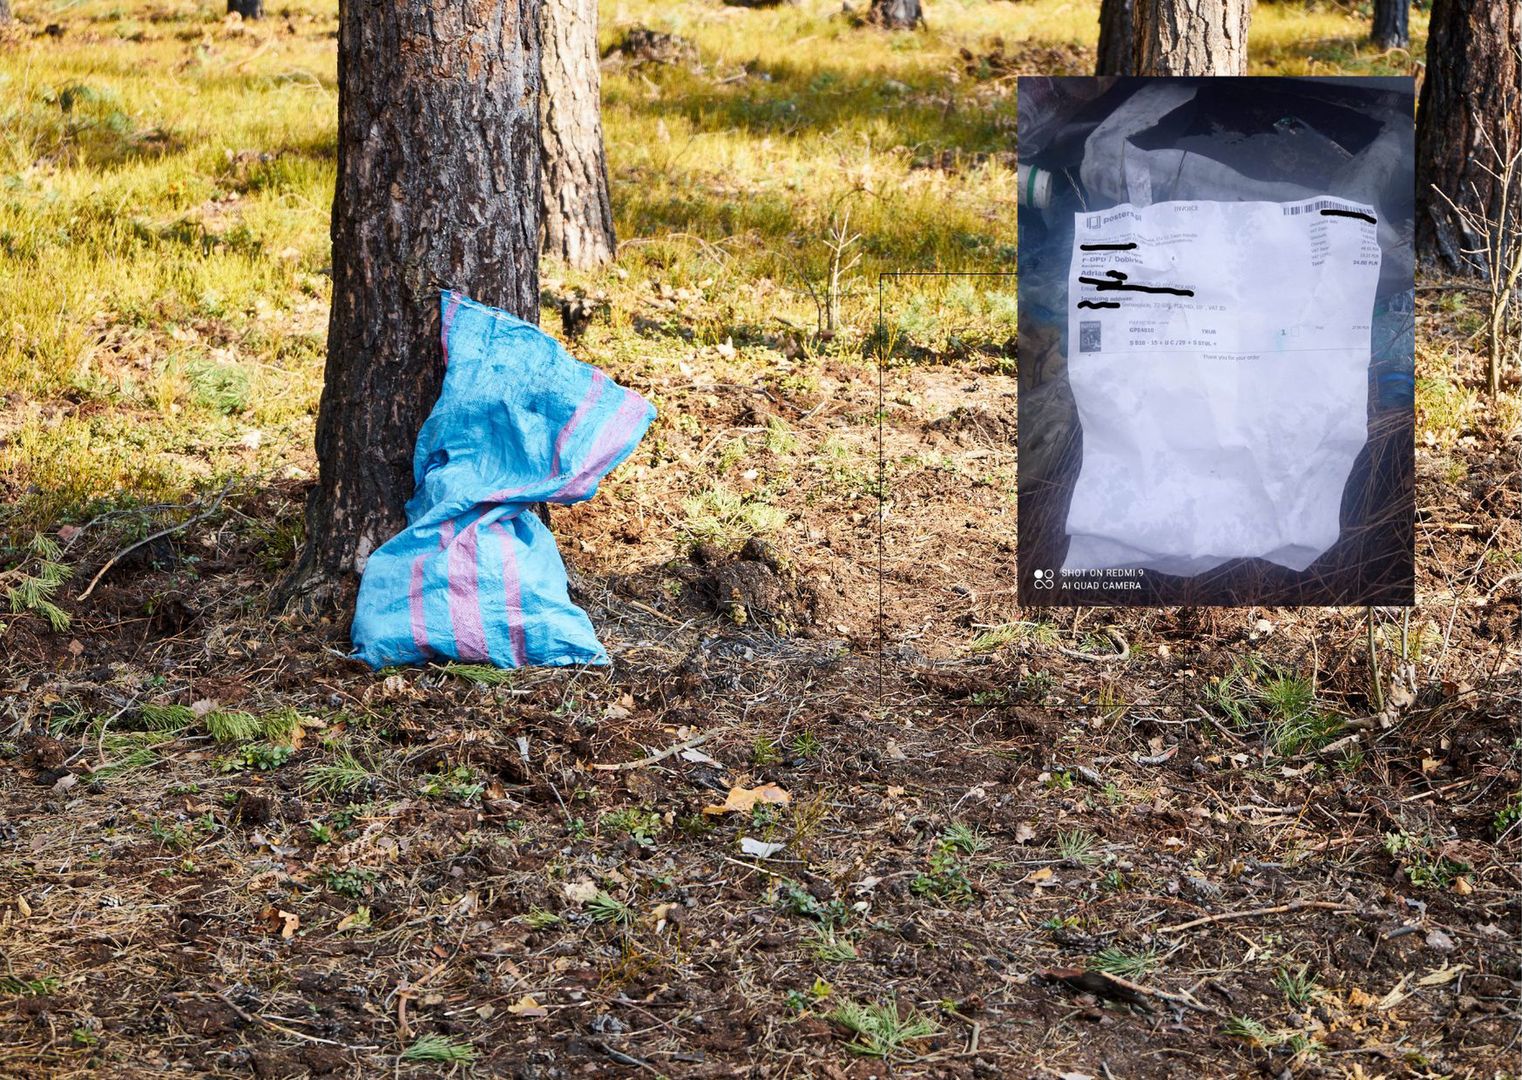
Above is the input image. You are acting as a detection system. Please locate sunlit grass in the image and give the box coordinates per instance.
[0,0,1437,546]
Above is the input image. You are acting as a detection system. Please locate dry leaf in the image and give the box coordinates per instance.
[1417,964,1467,987]
[1013,823,1036,845]
[508,994,548,1018]
[680,746,723,768]
[563,878,599,906]
[335,907,370,932]
[739,837,786,859]
[278,910,299,940]
[15,896,31,918]
[703,782,791,816]
[1023,867,1054,886]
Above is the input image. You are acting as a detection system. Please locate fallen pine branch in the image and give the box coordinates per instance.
[1161,899,1359,934]
[590,731,712,772]
[1040,967,1216,1015]
[78,480,236,601]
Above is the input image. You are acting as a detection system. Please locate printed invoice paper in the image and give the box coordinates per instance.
[1064,197,1382,578]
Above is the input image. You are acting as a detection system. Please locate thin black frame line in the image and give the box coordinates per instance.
[875,271,1018,704]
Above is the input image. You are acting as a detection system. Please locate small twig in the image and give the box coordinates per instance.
[77,481,235,601]
[590,731,712,772]
[1161,899,1359,934]
[1094,971,1216,1015]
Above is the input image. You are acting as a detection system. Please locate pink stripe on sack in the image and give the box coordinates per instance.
[476,370,610,505]
[488,521,527,666]
[441,292,462,367]
[408,555,430,656]
[554,391,650,502]
[447,520,489,661]
[410,521,454,657]
[551,370,607,476]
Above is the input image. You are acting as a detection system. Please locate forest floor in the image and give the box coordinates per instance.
[4,1,1521,1079]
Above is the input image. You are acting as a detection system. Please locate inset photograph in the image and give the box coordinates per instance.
[1017,77,1416,606]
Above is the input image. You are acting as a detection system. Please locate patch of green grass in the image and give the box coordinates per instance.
[1,534,71,632]
[811,927,858,963]
[213,742,293,772]
[969,620,1060,653]
[789,731,821,759]
[751,734,782,766]
[600,806,663,846]
[136,703,196,733]
[586,890,636,926]
[1091,946,1157,979]
[205,709,261,743]
[418,764,485,805]
[1494,791,1522,838]
[1055,828,1100,867]
[681,485,787,545]
[1207,659,1343,756]
[400,1034,475,1065]
[828,998,939,1059]
[0,974,62,996]
[777,881,850,929]
[304,750,376,797]
[1274,963,1319,1009]
[438,662,515,686]
[93,731,164,778]
[523,908,561,930]
[910,849,972,904]
[325,867,378,899]
[938,822,987,856]
[1223,1014,1275,1046]
[1383,831,1471,890]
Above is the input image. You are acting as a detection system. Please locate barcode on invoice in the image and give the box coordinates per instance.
[1283,200,1363,216]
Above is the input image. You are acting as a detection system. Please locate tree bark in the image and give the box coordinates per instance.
[227,0,263,19]
[1097,0,1132,76]
[539,0,616,268]
[283,0,542,609]
[867,0,922,30]
[1415,0,1522,272]
[1132,0,1251,76]
[1371,0,1409,49]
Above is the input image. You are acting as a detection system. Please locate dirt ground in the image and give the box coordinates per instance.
[2,280,1520,1079]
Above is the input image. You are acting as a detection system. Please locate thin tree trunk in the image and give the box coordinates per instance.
[1,0,13,23]
[1132,0,1251,76]
[539,0,615,269]
[867,0,922,30]
[1415,0,1522,273]
[282,0,542,609]
[1097,0,1133,76]
[1371,0,1409,49]
[227,0,263,19]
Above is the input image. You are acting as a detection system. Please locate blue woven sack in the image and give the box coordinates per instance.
[352,291,655,669]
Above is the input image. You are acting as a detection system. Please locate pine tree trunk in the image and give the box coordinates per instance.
[1415,0,1522,272]
[1097,0,1133,76]
[283,0,542,610]
[227,0,263,19]
[868,0,922,30]
[539,0,616,269]
[1132,0,1251,76]
[1371,0,1409,49]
